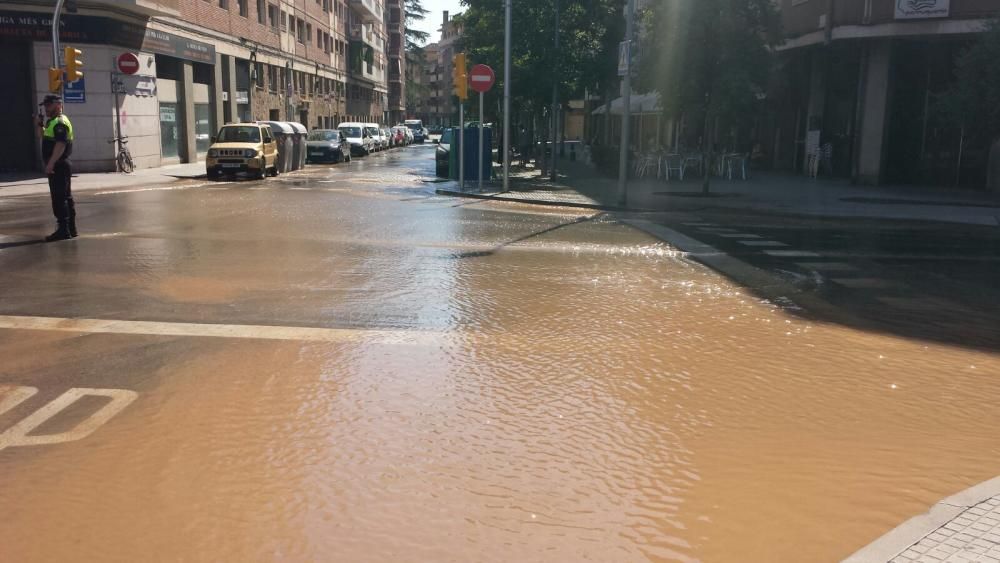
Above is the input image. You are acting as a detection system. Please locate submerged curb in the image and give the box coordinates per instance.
[433,188,653,213]
[844,477,1000,562]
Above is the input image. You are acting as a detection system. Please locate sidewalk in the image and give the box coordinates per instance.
[438,160,1000,226]
[847,477,1000,562]
[0,162,207,198]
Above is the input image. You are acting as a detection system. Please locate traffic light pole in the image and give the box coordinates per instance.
[459,103,465,192]
[51,0,65,68]
[502,0,511,193]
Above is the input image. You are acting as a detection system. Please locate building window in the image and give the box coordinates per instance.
[317,29,323,49]
[237,0,246,16]
[257,0,265,23]
[218,0,228,8]
[268,65,278,93]
[297,19,305,43]
[306,23,312,45]
[280,11,287,30]
[268,4,278,30]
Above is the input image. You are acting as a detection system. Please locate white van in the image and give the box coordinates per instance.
[404,119,427,143]
[364,123,384,152]
[338,122,375,156]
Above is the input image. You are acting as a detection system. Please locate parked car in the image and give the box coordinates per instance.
[435,127,453,177]
[402,127,414,144]
[382,128,393,149]
[206,123,279,180]
[365,124,383,151]
[306,129,351,164]
[338,122,375,156]
[405,119,427,143]
[428,125,444,144]
[392,126,406,147]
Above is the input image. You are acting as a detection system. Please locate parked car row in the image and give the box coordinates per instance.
[205,120,424,179]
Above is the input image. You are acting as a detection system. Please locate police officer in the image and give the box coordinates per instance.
[38,94,76,241]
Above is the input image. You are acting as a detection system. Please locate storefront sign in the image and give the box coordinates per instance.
[895,0,949,19]
[160,105,176,123]
[235,91,249,104]
[0,11,215,64]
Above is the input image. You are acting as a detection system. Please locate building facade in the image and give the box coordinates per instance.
[384,0,404,124]
[1,0,389,173]
[774,0,1000,188]
[409,10,460,127]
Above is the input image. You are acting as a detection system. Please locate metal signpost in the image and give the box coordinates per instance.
[470,64,496,191]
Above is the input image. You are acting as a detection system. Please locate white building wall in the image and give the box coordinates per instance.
[32,43,162,172]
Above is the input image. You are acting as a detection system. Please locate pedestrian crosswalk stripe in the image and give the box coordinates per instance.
[796,262,857,272]
[764,250,821,257]
[830,278,899,289]
[739,240,789,247]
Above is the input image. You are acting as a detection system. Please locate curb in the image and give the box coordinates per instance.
[433,188,654,213]
[844,477,1000,562]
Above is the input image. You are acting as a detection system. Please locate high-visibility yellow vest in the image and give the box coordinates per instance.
[43,115,74,142]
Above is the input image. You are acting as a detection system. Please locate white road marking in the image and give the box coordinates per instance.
[764,250,822,257]
[796,261,857,272]
[289,187,310,191]
[717,233,763,239]
[0,315,443,345]
[0,388,138,452]
[739,240,789,247]
[0,385,38,416]
[831,278,899,289]
[697,227,737,233]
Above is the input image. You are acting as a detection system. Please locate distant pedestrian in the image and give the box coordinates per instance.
[37,94,76,241]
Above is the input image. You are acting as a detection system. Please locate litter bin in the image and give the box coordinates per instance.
[259,121,293,174]
[287,122,308,170]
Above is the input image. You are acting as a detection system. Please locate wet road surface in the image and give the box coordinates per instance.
[1,146,999,562]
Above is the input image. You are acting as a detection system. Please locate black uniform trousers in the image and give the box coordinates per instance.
[47,160,75,225]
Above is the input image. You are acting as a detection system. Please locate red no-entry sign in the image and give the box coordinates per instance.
[117,53,140,75]
[469,64,495,93]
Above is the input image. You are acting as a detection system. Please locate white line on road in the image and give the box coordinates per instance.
[739,240,789,247]
[717,234,763,239]
[0,315,444,345]
[764,250,822,257]
[0,388,138,452]
[0,385,38,416]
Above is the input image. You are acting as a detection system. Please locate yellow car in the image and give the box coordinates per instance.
[206,123,279,180]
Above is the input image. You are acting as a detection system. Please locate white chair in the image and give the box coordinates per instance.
[663,153,684,181]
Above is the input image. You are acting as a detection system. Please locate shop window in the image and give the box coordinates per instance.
[160,103,179,159]
[195,104,211,154]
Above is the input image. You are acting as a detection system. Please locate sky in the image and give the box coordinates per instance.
[410,0,465,45]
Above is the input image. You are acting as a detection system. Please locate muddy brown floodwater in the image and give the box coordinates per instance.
[0,148,998,562]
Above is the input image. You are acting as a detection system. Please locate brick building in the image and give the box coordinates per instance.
[410,10,461,127]
[1,0,389,172]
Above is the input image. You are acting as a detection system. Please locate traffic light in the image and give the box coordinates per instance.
[64,47,83,83]
[453,52,468,101]
[48,68,63,93]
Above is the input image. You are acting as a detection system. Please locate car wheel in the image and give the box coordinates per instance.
[207,170,219,180]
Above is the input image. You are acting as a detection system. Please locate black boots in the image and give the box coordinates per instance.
[67,199,77,238]
[45,222,72,242]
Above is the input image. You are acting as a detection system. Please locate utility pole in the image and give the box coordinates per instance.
[550,0,560,182]
[617,0,635,206]
[502,0,511,192]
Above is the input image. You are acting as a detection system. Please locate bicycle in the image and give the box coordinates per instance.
[108,135,134,174]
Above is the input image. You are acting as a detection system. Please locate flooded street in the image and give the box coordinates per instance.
[1,146,998,562]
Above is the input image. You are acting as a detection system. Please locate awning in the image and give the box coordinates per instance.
[591,92,661,116]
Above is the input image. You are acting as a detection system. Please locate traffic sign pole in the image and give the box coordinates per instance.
[479,92,484,191]
[503,0,511,193]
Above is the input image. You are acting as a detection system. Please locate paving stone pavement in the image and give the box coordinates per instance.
[890,496,1000,563]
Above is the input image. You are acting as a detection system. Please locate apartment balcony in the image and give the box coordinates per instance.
[349,0,382,23]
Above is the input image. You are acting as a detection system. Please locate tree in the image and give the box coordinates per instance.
[457,0,624,151]
[639,0,781,192]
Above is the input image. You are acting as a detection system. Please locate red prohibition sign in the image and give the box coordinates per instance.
[469,64,495,93]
